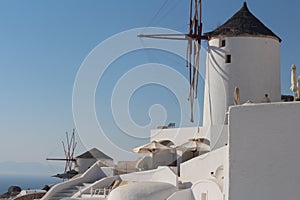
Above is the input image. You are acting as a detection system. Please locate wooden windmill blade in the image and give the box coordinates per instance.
[138,0,207,122]
[195,42,201,98]
[46,129,77,178]
[70,129,77,169]
[195,0,203,98]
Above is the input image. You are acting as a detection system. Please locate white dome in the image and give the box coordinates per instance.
[108,182,177,200]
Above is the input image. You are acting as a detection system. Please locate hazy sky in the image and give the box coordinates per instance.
[0,0,299,169]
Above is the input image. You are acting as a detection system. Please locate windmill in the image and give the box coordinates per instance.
[46,129,77,179]
[138,0,208,122]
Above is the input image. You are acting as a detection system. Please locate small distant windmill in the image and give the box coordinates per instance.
[138,0,208,122]
[46,129,77,178]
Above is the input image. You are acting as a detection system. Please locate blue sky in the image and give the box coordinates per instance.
[0,0,299,170]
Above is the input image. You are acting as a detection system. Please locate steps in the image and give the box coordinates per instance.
[49,182,93,200]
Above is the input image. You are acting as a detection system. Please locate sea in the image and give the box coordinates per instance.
[0,174,60,194]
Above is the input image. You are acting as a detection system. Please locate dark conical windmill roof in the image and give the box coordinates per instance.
[76,148,113,160]
[205,2,281,42]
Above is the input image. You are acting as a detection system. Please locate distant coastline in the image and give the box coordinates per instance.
[0,161,62,194]
[0,174,60,194]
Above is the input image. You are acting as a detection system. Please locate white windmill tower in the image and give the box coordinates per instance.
[203,2,282,126]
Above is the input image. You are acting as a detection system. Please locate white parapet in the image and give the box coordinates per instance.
[228,102,300,200]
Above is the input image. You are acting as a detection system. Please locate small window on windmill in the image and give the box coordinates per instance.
[220,39,226,47]
[225,54,231,63]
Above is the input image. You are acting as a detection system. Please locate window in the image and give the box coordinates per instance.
[219,39,226,47]
[225,54,231,63]
[221,39,226,47]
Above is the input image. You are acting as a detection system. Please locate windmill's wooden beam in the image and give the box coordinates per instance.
[137,34,208,41]
[46,158,76,161]
[138,35,187,40]
[138,33,186,37]
[138,33,187,40]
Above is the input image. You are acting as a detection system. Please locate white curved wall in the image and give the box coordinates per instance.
[120,166,178,187]
[180,146,228,199]
[203,36,281,126]
[167,189,194,200]
[191,179,223,200]
[108,182,177,200]
[180,146,227,185]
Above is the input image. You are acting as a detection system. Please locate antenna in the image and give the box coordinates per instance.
[138,0,208,122]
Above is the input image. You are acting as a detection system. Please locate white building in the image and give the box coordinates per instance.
[75,148,114,174]
[203,2,281,126]
[42,3,300,200]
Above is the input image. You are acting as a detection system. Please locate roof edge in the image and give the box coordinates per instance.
[208,34,281,43]
[205,2,282,43]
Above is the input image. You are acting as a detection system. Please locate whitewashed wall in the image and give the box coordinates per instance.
[180,146,228,200]
[203,36,281,126]
[120,166,178,187]
[229,102,300,200]
[180,146,228,185]
[76,158,97,173]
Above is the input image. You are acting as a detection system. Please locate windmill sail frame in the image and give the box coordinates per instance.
[138,0,208,122]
